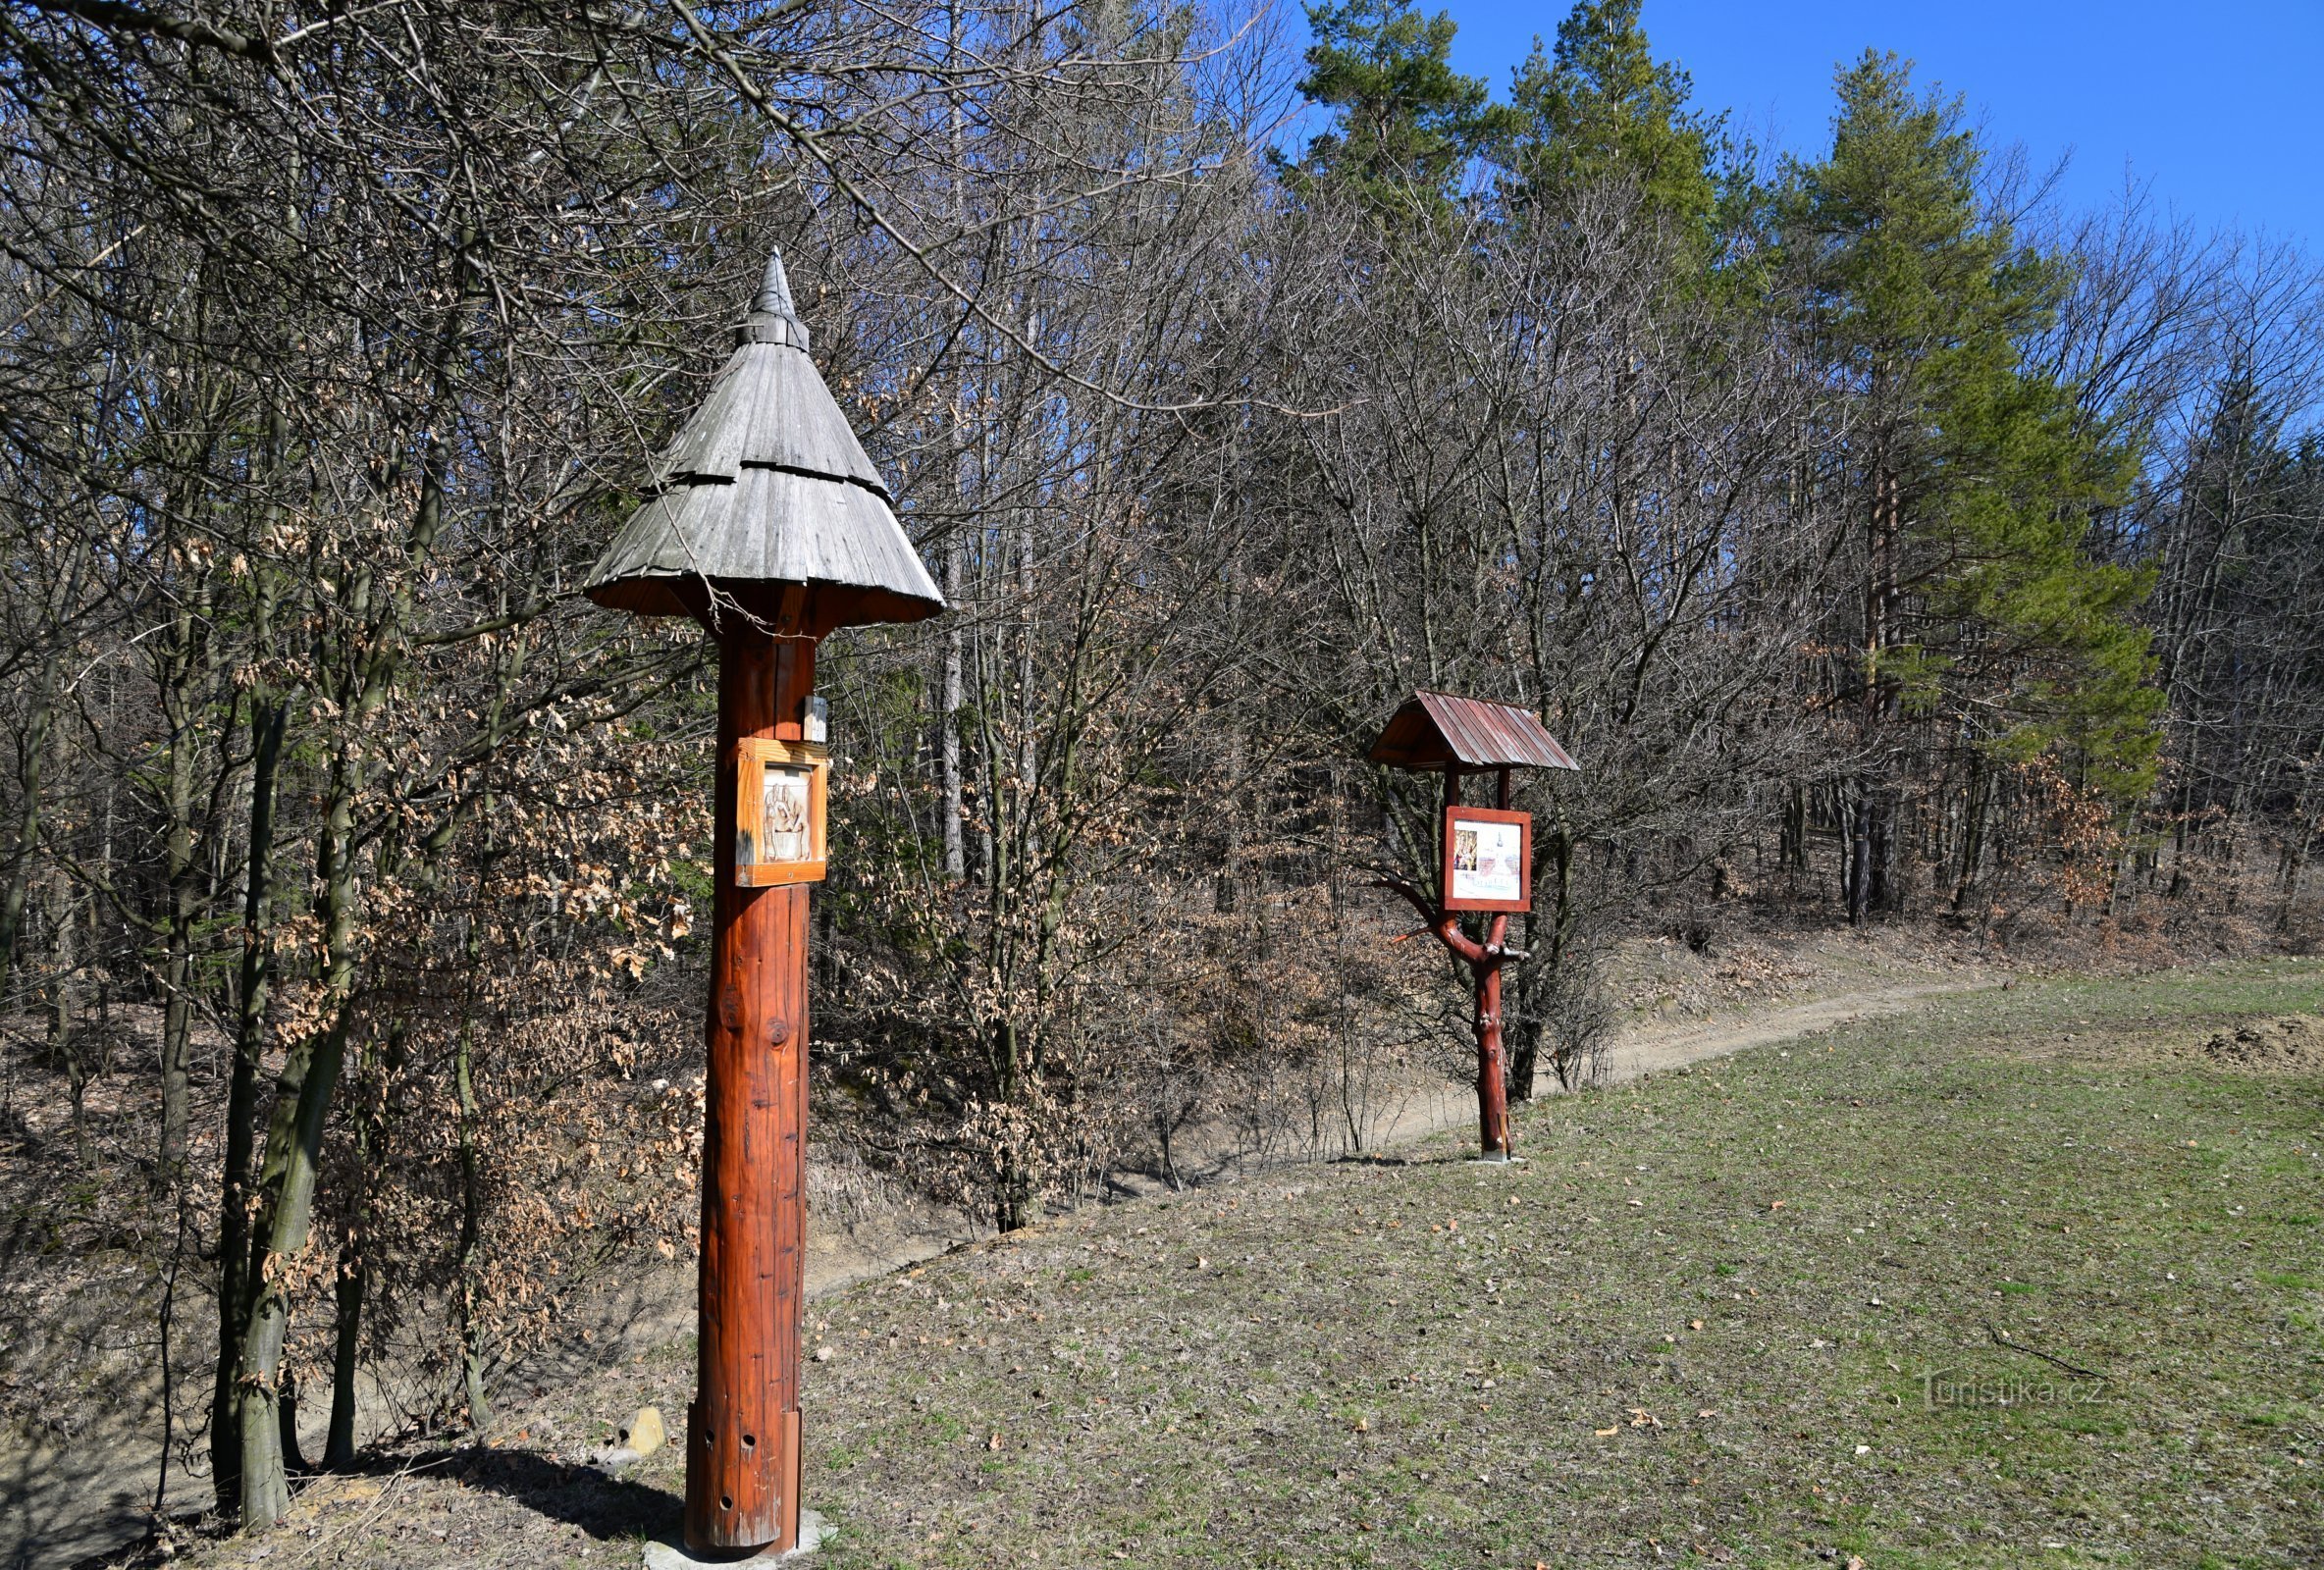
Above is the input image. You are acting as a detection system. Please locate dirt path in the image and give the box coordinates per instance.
[1597,977,1997,1081]
[1352,975,1996,1158]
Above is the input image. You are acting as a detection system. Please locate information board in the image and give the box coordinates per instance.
[1442,806,1531,913]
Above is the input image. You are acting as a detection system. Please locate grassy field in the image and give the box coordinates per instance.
[165,962,2324,1569]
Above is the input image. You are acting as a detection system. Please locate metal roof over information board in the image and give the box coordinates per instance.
[1367,691,1579,772]
[583,249,943,628]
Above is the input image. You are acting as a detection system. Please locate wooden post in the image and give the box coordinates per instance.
[1479,766,1513,1157]
[582,251,943,1559]
[1444,761,1512,1159]
[692,627,814,1554]
[1475,909,1511,1159]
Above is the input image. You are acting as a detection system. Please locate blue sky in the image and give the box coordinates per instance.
[1317,0,2323,248]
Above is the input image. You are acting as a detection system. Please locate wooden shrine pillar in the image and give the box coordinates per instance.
[1367,693,1578,1164]
[1443,759,1512,1158]
[1474,767,1512,1158]
[693,629,815,1551]
[582,246,946,1558]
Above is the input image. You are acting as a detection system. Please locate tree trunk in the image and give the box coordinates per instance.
[1504,986,1541,1106]
[236,748,360,1529]
[1868,786,1898,916]
[48,864,84,1165]
[237,1000,347,1525]
[1950,755,1988,913]
[1846,784,1873,926]
[1540,827,1581,1091]
[323,1042,373,1472]
[213,695,285,1517]
[939,6,969,883]
[324,1221,364,1468]
[326,1019,405,1467]
[941,530,966,880]
[0,658,56,1008]
[238,416,449,1526]
[454,993,493,1433]
[156,685,198,1188]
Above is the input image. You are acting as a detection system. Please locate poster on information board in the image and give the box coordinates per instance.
[1442,806,1530,913]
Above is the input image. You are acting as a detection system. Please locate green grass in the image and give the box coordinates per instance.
[804,962,2324,1568]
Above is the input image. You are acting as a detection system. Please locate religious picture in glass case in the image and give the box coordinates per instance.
[1448,818,1521,904]
[762,764,813,864]
[733,737,829,885]
[1441,806,1530,912]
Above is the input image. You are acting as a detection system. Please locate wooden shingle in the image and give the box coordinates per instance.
[584,250,943,627]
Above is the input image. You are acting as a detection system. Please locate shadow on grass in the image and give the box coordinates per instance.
[437,1445,680,1541]
[1326,1150,1469,1168]
[57,1450,680,1570]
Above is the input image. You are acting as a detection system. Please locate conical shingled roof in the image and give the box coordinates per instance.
[584,249,944,628]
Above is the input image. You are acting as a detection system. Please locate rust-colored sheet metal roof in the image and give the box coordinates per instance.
[1367,690,1579,772]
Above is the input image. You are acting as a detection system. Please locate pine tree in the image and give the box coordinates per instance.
[1292,0,1514,220]
[1785,52,2160,918]
[1504,0,1717,230]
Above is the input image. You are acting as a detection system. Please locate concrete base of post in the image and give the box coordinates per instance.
[644,1511,829,1568]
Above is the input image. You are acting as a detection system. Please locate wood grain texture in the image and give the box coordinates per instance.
[688,630,814,1553]
[1475,912,1511,1158]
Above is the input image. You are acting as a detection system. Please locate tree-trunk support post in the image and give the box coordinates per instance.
[1469,765,1513,1157]
[1472,906,1512,1160]
[1373,864,1514,1161]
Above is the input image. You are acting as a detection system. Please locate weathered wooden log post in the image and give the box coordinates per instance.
[584,251,943,1557]
[1368,693,1578,1159]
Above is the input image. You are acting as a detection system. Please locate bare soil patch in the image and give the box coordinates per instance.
[2192,1014,2324,1073]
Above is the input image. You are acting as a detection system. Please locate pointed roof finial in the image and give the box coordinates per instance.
[739,245,809,350]
[755,247,797,319]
